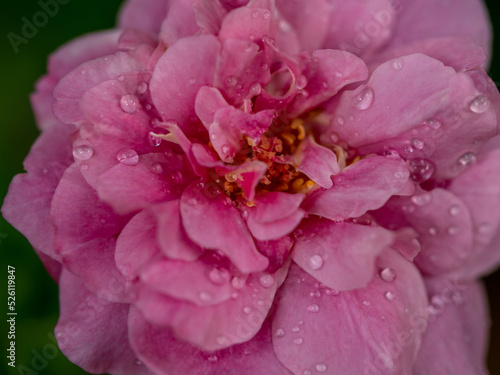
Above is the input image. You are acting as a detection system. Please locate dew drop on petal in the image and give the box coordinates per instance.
[393,170,406,179]
[392,59,403,71]
[428,226,438,235]
[137,82,148,94]
[149,134,162,147]
[307,304,320,313]
[385,291,396,301]
[80,164,89,171]
[73,145,93,161]
[134,359,142,366]
[411,191,432,206]
[120,94,139,114]
[225,76,237,87]
[170,170,183,184]
[209,268,229,284]
[304,371,312,375]
[315,363,327,372]
[117,75,125,81]
[199,291,212,302]
[291,326,300,333]
[307,255,324,270]
[449,205,460,216]
[336,116,345,126]
[363,300,370,307]
[458,152,476,166]
[425,119,442,129]
[251,10,259,18]
[150,163,163,174]
[293,338,303,345]
[411,138,424,150]
[275,328,285,338]
[207,355,218,362]
[117,149,139,165]
[469,95,490,113]
[478,222,491,234]
[243,306,251,314]
[231,276,246,289]
[259,274,274,288]
[447,225,459,235]
[380,268,396,282]
[407,158,435,183]
[353,87,374,110]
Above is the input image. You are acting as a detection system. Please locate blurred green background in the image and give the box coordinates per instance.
[0,1,499,374]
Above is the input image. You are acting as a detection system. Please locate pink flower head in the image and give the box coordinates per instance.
[3,0,500,374]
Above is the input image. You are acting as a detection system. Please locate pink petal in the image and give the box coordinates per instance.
[333,54,499,179]
[118,29,158,50]
[392,227,421,261]
[97,153,187,215]
[128,308,292,375]
[1,123,74,261]
[115,210,161,280]
[273,251,428,375]
[180,182,269,273]
[53,46,153,125]
[232,161,268,201]
[387,0,492,65]
[153,200,203,261]
[194,0,228,34]
[275,0,330,52]
[303,156,411,220]
[158,0,199,47]
[140,256,234,306]
[413,278,489,375]
[246,192,305,240]
[288,49,369,116]
[214,38,271,107]
[256,236,292,273]
[51,164,130,302]
[294,136,340,188]
[219,6,274,47]
[118,0,170,35]
[322,0,396,59]
[135,263,289,351]
[150,35,220,136]
[55,271,151,375]
[292,218,394,291]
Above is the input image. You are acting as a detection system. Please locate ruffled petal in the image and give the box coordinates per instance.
[150,35,220,136]
[118,0,170,35]
[413,278,489,375]
[55,271,151,375]
[292,218,394,291]
[273,252,427,375]
[128,308,292,375]
[158,0,199,47]
[180,182,269,273]
[303,156,411,221]
[136,262,289,351]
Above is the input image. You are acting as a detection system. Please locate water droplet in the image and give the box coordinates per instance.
[169,171,183,184]
[449,205,460,216]
[134,359,142,366]
[199,291,212,302]
[426,119,442,129]
[225,76,237,87]
[385,291,396,301]
[293,338,303,345]
[411,191,432,206]
[304,371,312,375]
[221,144,230,155]
[148,133,162,147]
[150,163,163,174]
[207,355,218,362]
[458,152,476,166]
[80,164,89,171]
[231,277,246,289]
[334,71,343,78]
[394,171,406,179]
[428,295,445,315]
[275,328,285,338]
[469,95,490,113]
[252,10,259,18]
[307,304,320,313]
[120,94,139,114]
[259,274,274,288]
[478,222,491,234]
[392,59,403,71]
[117,149,139,165]
[243,306,251,314]
[117,75,125,81]
[249,83,262,96]
[407,158,435,183]
[447,225,459,235]
[208,268,229,284]
[188,78,196,85]
[137,82,148,94]
[291,326,300,333]
[336,116,345,126]
[315,363,327,372]
[363,300,371,307]
[428,226,438,235]
[353,87,374,110]
[80,69,87,75]
[73,145,93,161]
[380,268,396,282]
[262,10,270,19]
[307,255,324,270]
[411,138,424,150]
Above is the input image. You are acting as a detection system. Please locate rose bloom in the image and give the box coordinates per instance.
[3,0,500,374]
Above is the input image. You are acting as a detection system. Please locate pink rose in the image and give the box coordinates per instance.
[3,0,500,374]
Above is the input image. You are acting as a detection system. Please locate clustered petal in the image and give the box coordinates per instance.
[2,0,500,374]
